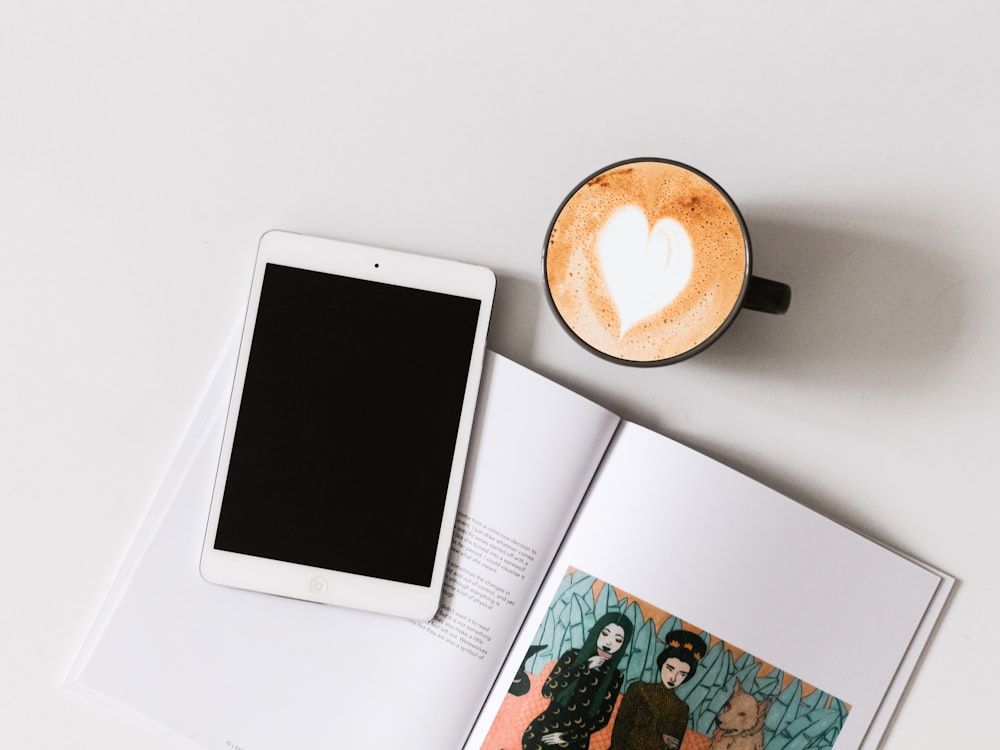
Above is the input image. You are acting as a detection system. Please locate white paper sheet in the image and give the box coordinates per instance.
[67,328,620,750]
[464,422,953,750]
[68,332,950,750]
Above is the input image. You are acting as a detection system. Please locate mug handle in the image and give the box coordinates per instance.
[744,276,791,314]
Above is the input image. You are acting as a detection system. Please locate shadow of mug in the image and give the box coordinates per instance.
[696,206,966,391]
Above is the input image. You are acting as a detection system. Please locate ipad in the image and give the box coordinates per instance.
[200,230,496,620]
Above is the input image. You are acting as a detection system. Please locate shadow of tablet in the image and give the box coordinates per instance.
[694,205,968,392]
[487,271,546,362]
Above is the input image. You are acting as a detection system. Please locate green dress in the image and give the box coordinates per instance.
[608,680,689,750]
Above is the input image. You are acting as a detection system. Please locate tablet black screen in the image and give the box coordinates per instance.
[213,262,482,587]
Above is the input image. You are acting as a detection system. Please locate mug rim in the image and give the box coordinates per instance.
[542,157,753,367]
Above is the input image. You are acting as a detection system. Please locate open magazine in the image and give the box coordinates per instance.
[67,328,952,750]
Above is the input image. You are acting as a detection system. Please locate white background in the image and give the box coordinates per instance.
[2,2,996,748]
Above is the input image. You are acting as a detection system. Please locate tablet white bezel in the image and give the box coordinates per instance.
[199,230,496,620]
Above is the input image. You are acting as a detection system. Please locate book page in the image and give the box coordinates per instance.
[67,332,620,750]
[466,422,951,750]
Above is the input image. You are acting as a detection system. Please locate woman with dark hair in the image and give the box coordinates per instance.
[608,629,708,750]
[522,612,634,750]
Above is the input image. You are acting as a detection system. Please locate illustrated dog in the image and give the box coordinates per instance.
[710,680,772,750]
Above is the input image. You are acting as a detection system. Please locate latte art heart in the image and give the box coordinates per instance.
[545,160,749,362]
[596,205,694,337]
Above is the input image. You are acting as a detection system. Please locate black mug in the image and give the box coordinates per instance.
[544,158,790,366]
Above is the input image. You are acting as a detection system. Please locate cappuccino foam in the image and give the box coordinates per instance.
[545,161,748,362]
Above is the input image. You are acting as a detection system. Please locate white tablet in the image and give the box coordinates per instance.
[200,230,496,620]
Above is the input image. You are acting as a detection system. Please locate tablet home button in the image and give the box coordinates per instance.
[309,576,328,594]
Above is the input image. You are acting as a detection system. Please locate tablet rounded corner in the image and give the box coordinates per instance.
[197,549,216,586]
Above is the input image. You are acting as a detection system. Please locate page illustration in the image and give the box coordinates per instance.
[478,568,850,750]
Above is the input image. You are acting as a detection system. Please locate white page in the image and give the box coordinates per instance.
[67,330,620,750]
[465,422,952,750]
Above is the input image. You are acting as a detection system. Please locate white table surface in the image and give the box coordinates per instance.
[2,2,996,748]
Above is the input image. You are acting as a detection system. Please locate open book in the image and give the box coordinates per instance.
[68,328,952,750]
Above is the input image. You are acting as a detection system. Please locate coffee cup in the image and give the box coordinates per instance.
[543,158,790,366]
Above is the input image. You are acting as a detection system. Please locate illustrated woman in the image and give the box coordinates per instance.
[521,612,634,750]
[608,629,708,750]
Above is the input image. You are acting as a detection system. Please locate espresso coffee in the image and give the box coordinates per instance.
[545,159,750,364]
